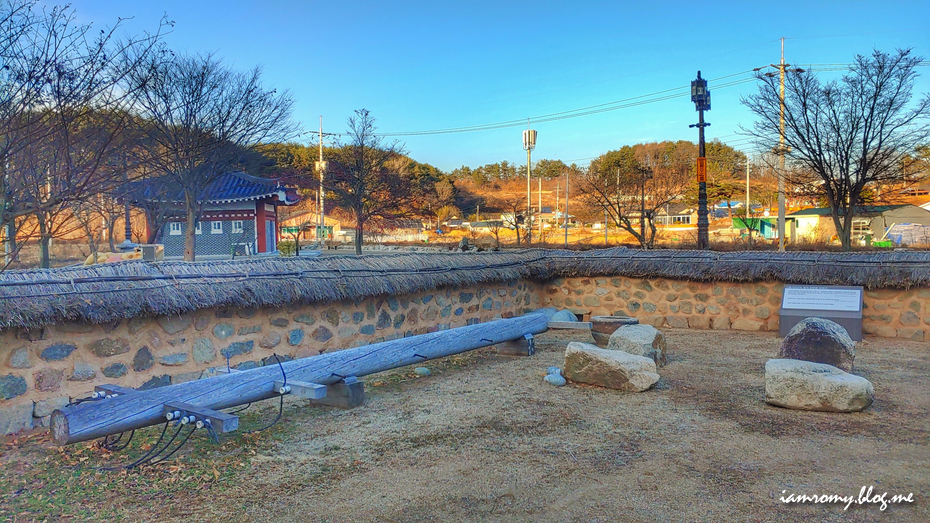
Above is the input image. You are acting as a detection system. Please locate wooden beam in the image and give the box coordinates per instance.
[309,377,364,410]
[51,313,549,445]
[275,380,327,400]
[496,333,535,356]
[163,402,239,433]
[547,321,593,329]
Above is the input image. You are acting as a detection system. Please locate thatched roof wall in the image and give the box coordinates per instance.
[536,249,930,289]
[1,248,929,329]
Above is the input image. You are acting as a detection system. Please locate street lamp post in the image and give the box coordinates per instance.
[689,71,711,250]
[117,171,137,252]
[523,129,537,245]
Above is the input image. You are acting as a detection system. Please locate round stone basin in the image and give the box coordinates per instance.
[590,315,640,347]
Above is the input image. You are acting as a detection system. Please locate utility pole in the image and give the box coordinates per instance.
[746,161,750,218]
[604,208,608,245]
[564,169,569,247]
[316,116,327,247]
[776,38,787,252]
[555,182,560,216]
[746,161,752,245]
[690,71,711,250]
[538,176,543,242]
[522,128,537,245]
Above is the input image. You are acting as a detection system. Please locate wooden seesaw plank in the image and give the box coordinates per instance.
[51,313,549,445]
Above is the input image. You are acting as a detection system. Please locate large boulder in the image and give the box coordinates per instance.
[764,359,874,412]
[563,342,659,392]
[779,317,856,372]
[606,324,668,366]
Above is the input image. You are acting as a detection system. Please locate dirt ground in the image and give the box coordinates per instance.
[4,328,929,522]
[204,328,929,522]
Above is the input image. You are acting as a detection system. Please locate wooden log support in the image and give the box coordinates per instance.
[274,380,327,400]
[496,333,535,356]
[547,321,593,330]
[51,313,549,445]
[163,402,239,433]
[309,377,365,410]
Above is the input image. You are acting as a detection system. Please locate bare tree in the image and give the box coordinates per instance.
[497,194,526,247]
[580,142,693,248]
[743,49,930,251]
[127,52,296,261]
[485,219,505,248]
[0,1,167,267]
[327,110,421,255]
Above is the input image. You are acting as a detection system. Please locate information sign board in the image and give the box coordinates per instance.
[778,285,863,340]
[781,286,862,312]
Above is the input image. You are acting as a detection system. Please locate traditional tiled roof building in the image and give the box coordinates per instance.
[135,172,300,257]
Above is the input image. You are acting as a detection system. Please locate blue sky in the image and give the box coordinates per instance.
[67,0,930,172]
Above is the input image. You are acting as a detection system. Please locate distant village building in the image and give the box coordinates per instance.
[279,210,341,241]
[378,219,426,242]
[135,172,299,257]
[787,204,930,243]
[654,205,698,227]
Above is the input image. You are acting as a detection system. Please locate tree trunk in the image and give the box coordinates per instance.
[144,212,158,244]
[184,193,196,261]
[354,225,363,255]
[831,210,853,252]
[37,213,51,269]
[107,219,116,253]
[4,222,16,265]
[646,218,657,249]
[82,220,99,259]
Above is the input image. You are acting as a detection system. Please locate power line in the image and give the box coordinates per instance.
[376,70,758,137]
[323,61,929,140]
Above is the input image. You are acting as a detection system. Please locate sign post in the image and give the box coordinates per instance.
[779,285,864,340]
[696,157,707,183]
[689,71,711,249]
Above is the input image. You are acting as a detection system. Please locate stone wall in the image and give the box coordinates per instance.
[0,280,539,433]
[3,271,928,436]
[540,277,930,340]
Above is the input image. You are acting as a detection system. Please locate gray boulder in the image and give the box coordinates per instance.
[606,324,668,366]
[779,317,855,372]
[563,341,659,392]
[764,359,873,412]
[549,309,579,322]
